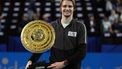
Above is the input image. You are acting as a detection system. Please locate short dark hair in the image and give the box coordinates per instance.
[60,0,75,8]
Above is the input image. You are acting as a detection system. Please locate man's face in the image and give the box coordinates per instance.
[60,1,74,17]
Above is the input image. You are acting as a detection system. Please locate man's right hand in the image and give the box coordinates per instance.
[25,60,32,69]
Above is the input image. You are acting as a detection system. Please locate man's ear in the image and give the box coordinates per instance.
[59,7,62,13]
[74,6,76,11]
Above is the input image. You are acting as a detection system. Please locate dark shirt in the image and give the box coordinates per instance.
[29,19,87,69]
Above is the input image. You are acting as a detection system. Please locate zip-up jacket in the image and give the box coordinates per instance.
[29,19,87,69]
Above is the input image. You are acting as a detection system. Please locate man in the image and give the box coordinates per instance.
[25,0,87,69]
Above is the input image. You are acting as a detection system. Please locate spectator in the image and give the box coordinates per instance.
[101,16,112,33]
[85,14,101,36]
[42,13,52,23]
[109,10,119,23]
[27,0,36,20]
[111,17,122,33]
[0,14,4,32]
[18,14,30,34]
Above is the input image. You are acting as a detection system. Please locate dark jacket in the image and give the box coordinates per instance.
[29,19,87,69]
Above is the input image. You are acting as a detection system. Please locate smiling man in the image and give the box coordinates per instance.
[25,0,87,69]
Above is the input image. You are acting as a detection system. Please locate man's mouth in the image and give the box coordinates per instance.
[64,11,70,13]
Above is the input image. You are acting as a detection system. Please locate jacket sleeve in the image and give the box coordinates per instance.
[66,22,87,64]
[29,53,42,63]
[66,44,87,64]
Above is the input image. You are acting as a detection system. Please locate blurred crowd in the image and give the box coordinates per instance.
[16,0,122,37]
[0,0,122,52]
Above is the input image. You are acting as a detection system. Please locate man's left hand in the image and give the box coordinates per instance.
[47,61,66,69]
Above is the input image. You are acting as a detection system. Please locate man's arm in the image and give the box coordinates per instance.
[25,53,42,69]
[47,44,87,69]
[66,22,87,64]
[29,53,42,63]
[66,44,87,64]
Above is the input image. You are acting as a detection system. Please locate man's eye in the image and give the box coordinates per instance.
[62,5,73,8]
[63,5,66,8]
[69,6,73,8]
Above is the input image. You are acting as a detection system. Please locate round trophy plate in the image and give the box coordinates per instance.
[21,20,55,53]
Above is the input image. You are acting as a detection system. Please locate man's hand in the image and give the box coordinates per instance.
[47,61,66,69]
[25,60,32,69]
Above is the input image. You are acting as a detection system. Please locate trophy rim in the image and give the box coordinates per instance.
[21,20,55,53]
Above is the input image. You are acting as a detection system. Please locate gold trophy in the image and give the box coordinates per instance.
[21,20,55,69]
[21,20,55,53]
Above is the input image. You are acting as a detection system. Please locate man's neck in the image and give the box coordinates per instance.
[61,15,73,24]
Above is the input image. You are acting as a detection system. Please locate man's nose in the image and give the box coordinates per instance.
[65,7,70,10]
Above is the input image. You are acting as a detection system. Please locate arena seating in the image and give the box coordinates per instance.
[0,0,122,52]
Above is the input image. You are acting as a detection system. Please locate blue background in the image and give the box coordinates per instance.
[0,52,122,69]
